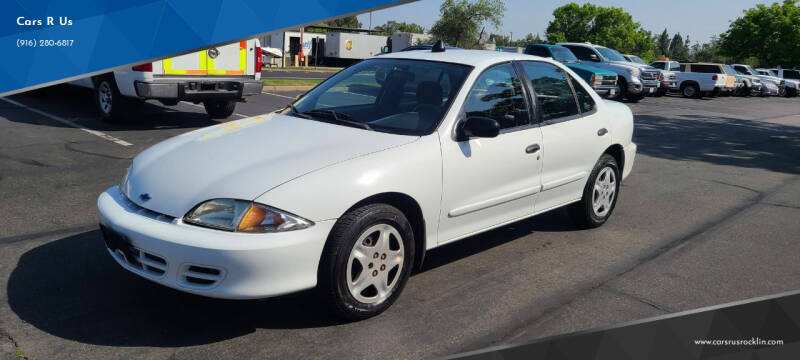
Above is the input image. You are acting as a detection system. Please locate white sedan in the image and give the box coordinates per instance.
[98,44,637,319]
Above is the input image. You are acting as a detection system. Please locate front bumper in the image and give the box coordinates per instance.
[134,79,263,100]
[97,186,334,299]
[628,80,659,94]
[592,84,619,96]
[661,80,678,90]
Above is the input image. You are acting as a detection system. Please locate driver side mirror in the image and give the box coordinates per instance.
[589,54,600,62]
[456,116,500,141]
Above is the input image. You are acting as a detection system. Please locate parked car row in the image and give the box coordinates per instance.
[523,41,799,102]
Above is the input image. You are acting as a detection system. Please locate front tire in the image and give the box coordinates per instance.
[319,203,415,320]
[203,99,237,119]
[568,154,620,229]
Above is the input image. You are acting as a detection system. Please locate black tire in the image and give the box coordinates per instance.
[786,87,798,98]
[568,154,621,229]
[318,203,415,320]
[681,83,700,98]
[92,75,129,122]
[655,88,667,97]
[612,78,627,101]
[203,99,237,119]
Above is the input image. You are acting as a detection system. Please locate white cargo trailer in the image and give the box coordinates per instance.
[325,32,387,59]
[390,32,432,52]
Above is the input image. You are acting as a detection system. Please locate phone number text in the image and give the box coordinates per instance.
[17,39,75,47]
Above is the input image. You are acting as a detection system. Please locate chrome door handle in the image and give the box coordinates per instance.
[597,128,608,136]
[525,144,541,154]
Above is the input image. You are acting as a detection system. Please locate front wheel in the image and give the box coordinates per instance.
[319,203,415,320]
[568,154,620,229]
[203,99,237,119]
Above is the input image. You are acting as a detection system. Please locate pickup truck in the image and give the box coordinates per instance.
[524,44,619,97]
[763,68,800,97]
[733,64,780,96]
[70,39,264,121]
[558,43,660,102]
[755,69,791,97]
[648,60,681,96]
[672,63,728,98]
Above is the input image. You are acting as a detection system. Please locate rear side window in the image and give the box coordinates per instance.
[463,63,530,129]
[520,61,580,121]
[569,74,595,113]
[784,70,800,79]
[562,45,596,61]
[691,64,722,74]
[525,45,551,58]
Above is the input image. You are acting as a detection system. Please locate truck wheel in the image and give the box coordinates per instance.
[203,99,237,119]
[786,88,797,98]
[318,203,415,320]
[93,75,128,122]
[568,154,620,229]
[655,88,667,97]
[778,87,787,97]
[612,78,627,101]
[681,83,700,98]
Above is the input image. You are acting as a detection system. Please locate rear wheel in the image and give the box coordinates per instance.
[203,99,237,119]
[93,75,131,122]
[319,203,415,320]
[569,154,620,229]
[681,83,700,98]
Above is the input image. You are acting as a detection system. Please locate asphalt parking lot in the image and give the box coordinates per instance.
[1,87,799,360]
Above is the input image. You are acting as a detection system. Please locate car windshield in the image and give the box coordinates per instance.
[628,55,646,65]
[723,65,738,75]
[769,70,779,77]
[287,58,472,136]
[737,65,755,75]
[596,47,627,62]
[551,47,579,63]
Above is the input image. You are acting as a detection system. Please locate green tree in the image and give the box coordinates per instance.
[656,29,671,58]
[545,3,656,62]
[490,33,543,47]
[374,21,425,35]
[328,16,362,29]
[430,0,505,48]
[719,0,800,67]
[669,33,688,60]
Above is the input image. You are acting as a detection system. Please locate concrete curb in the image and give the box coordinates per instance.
[262,85,315,92]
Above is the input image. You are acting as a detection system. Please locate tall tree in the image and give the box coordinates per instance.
[669,33,688,60]
[328,16,362,29]
[545,3,656,62]
[374,21,425,35]
[656,28,671,58]
[429,0,505,48]
[719,0,800,66]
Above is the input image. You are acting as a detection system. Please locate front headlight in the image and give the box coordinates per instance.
[625,67,640,78]
[184,199,313,233]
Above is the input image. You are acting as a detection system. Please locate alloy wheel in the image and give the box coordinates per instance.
[346,223,404,304]
[592,167,616,218]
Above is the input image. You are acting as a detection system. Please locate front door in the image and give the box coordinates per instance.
[438,62,543,243]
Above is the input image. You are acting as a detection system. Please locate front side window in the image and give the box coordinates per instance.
[669,62,681,71]
[290,58,472,135]
[520,61,580,122]
[463,63,530,129]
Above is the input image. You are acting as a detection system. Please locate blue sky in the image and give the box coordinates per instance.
[357,0,773,44]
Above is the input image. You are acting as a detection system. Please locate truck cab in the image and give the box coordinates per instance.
[764,68,800,97]
[649,60,681,96]
[524,44,618,97]
[558,43,660,102]
[70,39,264,121]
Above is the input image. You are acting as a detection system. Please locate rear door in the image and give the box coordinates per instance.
[207,41,251,76]
[160,50,208,75]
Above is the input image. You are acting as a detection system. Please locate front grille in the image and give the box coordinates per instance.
[120,193,175,224]
[597,75,617,86]
[641,71,659,81]
[180,264,224,288]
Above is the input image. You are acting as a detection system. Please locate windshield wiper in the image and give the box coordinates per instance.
[302,109,372,130]
[287,104,312,119]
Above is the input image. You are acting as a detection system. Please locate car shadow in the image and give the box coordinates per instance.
[2,84,221,131]
[6,209,576,347]
[634,113,800,174]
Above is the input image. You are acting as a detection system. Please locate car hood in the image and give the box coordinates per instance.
[123,113,418,217]
[566,63,616,76]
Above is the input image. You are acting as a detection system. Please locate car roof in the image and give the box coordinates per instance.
[527,43,559,48]
[374,48,554,68]
[558,42,605,49]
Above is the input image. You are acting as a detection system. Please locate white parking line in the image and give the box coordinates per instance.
[262,92,298,100]
[0,97,133,146]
